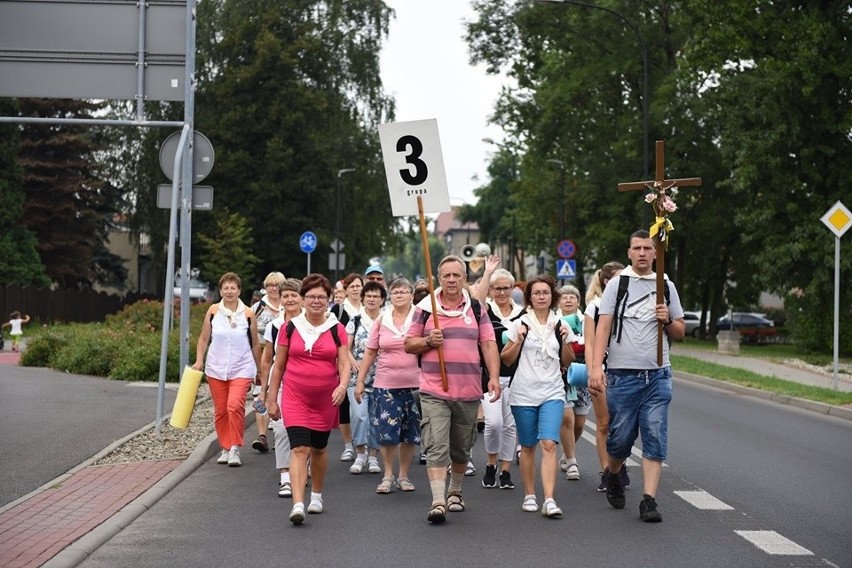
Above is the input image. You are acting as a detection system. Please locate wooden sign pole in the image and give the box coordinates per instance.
[417,196,449,391]
[618,140,702,365]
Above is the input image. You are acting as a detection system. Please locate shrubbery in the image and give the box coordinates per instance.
[20,300,210,382]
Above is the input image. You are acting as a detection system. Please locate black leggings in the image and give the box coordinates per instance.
[338,391,351,424]
[286,426,331,449]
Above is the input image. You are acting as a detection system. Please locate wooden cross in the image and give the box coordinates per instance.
[618,140,702,365]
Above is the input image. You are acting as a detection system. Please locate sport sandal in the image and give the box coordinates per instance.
[376,477,395,494]
[447,492,465,512]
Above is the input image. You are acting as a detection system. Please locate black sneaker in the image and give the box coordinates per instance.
[640,494,662,522]
[619,464,630,488]
[482,464,497,488]
[499,470,515,489]
[605,468,625,509]
[597,471,607,492]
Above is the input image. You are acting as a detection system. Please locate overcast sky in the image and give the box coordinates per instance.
[380,0,507,207]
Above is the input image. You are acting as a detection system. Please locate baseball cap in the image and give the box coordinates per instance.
[364,265,384,276]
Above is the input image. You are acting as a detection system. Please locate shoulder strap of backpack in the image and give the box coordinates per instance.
[254,299,266,316]
[284,320,341,348]
[507,321,530,388]
[611,275,630,344]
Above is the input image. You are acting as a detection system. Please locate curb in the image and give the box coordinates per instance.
[674,371,852,422]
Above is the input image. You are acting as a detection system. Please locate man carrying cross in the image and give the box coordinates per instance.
[588,229,685,523]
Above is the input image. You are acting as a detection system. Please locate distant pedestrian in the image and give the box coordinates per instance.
[192,273,261,468]
[2,311,30,352]
[266,273,350,525]
[250,271,286,454]
[588,230,685,523]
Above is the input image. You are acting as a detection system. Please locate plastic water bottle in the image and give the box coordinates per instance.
[252,397,267,416]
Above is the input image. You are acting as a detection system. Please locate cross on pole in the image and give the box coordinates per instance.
[618,139,701,364]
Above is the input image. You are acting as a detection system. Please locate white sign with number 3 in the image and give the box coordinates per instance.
[378,119,451,216]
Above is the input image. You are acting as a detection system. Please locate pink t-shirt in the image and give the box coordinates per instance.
[406,300,495,402]
[367,322,420,389]
[277,323,348,431]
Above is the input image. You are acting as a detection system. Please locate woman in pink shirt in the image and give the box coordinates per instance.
[355,277,421,494]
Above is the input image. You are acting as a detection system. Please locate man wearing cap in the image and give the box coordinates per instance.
[364,265,385,287]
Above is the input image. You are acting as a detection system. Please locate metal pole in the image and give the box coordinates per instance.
[135,0,147,122]
[156,124,190,434]
[307,252,312,276]
[334,168,356,283]
[832,236,840,390]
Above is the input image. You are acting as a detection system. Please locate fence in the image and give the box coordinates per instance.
[0,285,155,324]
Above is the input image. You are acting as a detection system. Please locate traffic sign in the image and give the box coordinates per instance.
[299,231,317,254]
[329,253,346,272]
[159,130,215,183]
[557,239,576,259]
[330,238,344,253]
[556,259,576,279]
[156,184,214,211]
[821,201,852,238]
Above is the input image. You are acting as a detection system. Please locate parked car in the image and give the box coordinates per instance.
[173,270,211,302]
[717,312,776,342]
[682,311,707,338]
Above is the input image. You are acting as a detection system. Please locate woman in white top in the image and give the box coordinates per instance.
[193,272,261,467]
[501,275,575,518]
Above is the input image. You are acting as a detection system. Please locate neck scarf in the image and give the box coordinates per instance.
[416,287,473,321]
[520,310,560,361]
[359,309,378,334]
[486,298,523,327]
[218,299,247,329]
[620,265,668,281]
[291,312,339,354]
[381,304,415,338]
[342,297,362,318]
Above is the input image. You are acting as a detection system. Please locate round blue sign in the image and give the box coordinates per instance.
[557,239,576,259]
[299,231,317,254]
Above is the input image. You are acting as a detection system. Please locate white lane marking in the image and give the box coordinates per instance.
[582,420,664,467]
[734,531,814,556]
[673,490,734,510]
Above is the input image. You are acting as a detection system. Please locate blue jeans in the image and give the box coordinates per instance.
[605,368,672,461]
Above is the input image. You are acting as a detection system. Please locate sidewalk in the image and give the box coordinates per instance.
[2,345,851,568]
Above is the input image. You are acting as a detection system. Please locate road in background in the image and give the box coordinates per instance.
[0,367,177,507]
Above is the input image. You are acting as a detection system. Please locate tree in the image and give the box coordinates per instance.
[0,98,49,287]
[191,0,401,281]
[196,210,261,288]
[18,98,126,288]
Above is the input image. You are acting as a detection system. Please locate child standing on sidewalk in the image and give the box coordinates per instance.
[2,311,31,352]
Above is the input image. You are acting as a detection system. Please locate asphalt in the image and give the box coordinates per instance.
[0,341,850,567]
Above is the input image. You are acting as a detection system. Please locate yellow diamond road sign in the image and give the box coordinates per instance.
[821,201,852,238]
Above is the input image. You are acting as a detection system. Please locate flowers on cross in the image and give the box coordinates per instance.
[645,182,679,247]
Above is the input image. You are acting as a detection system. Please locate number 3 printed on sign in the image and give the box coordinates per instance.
[396,135,429,186]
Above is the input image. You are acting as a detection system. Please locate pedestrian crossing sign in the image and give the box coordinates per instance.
[556,259,576,279]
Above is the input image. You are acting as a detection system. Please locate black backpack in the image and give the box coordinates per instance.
[600,274,672,345]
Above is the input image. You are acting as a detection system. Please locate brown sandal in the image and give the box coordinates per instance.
[427,502,447,523]
[447,492,465,512]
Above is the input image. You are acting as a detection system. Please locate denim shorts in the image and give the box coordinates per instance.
[511,399,564,447]
[605,367,672,461]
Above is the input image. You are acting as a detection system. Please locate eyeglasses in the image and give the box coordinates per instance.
[531,291,551,297]
[491,287,511,294]
[364,294,383,300]
[304,295,328,303]
[390,290,411,296]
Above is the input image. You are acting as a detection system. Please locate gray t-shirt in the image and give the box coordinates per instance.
[598,274,684,369]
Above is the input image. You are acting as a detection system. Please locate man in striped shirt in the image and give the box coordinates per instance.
[406,255,501,523]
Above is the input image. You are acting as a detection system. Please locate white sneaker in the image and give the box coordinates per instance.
[289,503,305,525]
[566,464,580,480]
[522,494,538,512]
[217,450,229,464]
[278,481,292,498]
[367,459,381,474]
[542,498,563,518]
[559,456,569,472]
[350,458,366,474]
[227,448,241,467]
[307,497,323,514]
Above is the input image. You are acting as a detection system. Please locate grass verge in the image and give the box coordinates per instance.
[671,355,852,406]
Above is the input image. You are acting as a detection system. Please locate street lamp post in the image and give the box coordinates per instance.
[546,158,566,243]
[535,0,649,181]
[335,167,356,283]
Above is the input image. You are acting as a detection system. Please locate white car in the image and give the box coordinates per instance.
[682,311,707,338]
[173,271,210,302]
